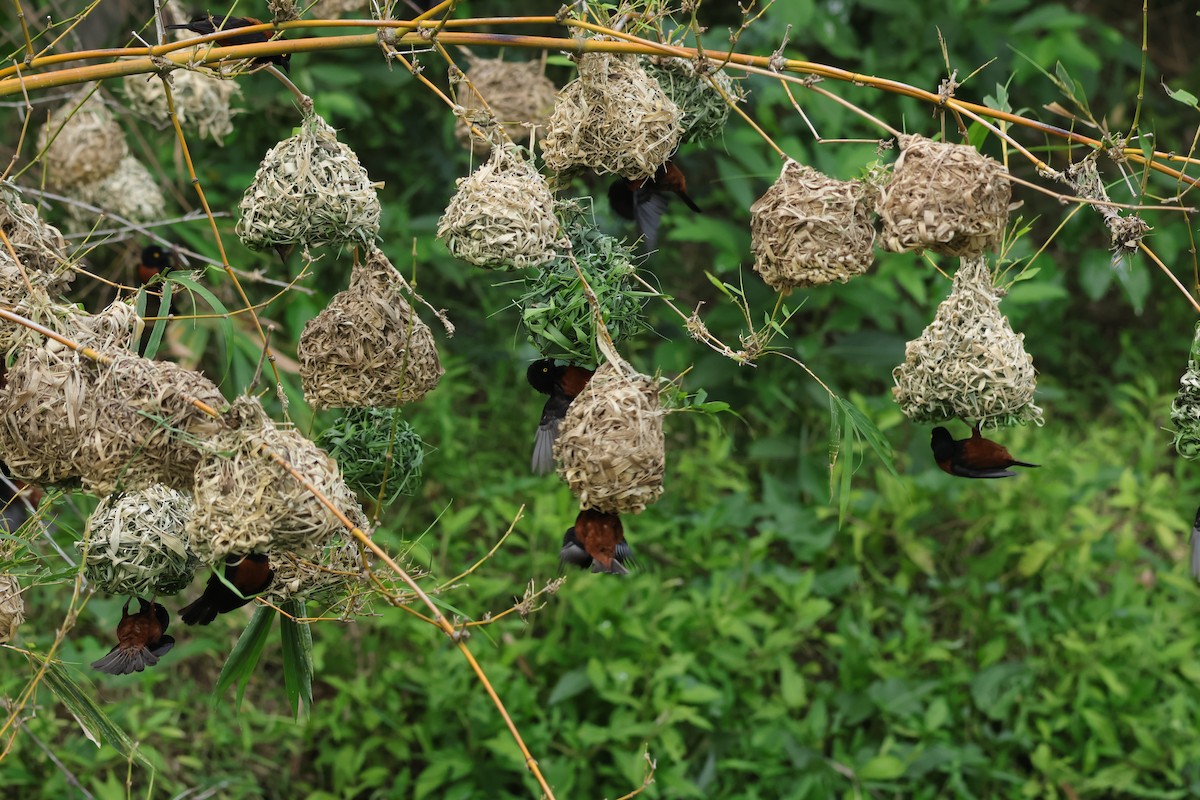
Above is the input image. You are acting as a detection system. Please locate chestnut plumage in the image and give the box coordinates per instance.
[608,160,701,252]
[91,598,175,675]
[561,509,632,575]
[931,424,1039,479]
[179,553,274,625]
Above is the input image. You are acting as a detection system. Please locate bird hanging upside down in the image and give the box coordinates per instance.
[166,14,291,72]
[91,598,175,675]
[608,159,702,252]
[527,359,594,475]
[931,424,1039,479]
[560,509,633,575]
[179,553,274,625]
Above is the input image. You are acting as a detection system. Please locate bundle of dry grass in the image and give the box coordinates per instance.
[437,145,559,269]
[892,256,1042,427]
[877,134,1010,256]
[749,160,877,290]
[541,51,683,180]
[1171,321,1200,460]
[641,56,737,144]
[264,535,371,616]
[453,55,559,154]
[237,107,381,251]
[122,35,242,144]
[36,89,127,191]
[80,485,199,596]
[0,182,72,294]
[66,155,166,228]
[189,396,363,563]
[554,359,665,514]
[0,575,23,644]
[299,247,442,408]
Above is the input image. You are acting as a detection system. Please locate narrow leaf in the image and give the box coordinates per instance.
[140,279,174,359]
[170,272,235,375]
[213,605,276,709]
[39,659,153,769]
[279,599,313,719]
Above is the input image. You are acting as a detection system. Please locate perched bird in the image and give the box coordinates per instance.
[179,553,274,625]
[608,159,702,252]
[137,243,174,285]
[561,509,632,575]
[527,359,594,475]
[91,598,175,675]
[166,14,290,72]
[931,424,1039,479]
[1189,505,1200,580]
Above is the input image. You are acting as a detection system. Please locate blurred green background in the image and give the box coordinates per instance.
[3,0,1200,798]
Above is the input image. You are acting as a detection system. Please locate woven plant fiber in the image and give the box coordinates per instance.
[80,485,199,596]
[641,56,736,144]
[0,576,23,644]
[66,155,166,228]
[0,182,72,294]
[122,36,242,144]
[264,533,371,615]
[749,160,877,290]
[453,56,559,154]
[1171,321,1200,460]
[36,89,127,191]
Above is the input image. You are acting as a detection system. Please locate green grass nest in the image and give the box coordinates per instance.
[318,407,426,506]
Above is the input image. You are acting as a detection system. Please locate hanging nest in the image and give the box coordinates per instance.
[0,250,67,357]
[1171,321,1200,460]
[877,134,1011,256]
[298,248,442,408]
[66,155,166,228]
[317,406,426,504]
[0,182,73,294]
[121,41,242,144]
[453,56,559,154]
[554,359,665,514]
[641,56,737,144]
[311,0,369,17]
[541,50,683,180]
[436,145,560,269]
[264,535,371,615]
[749,160,877,290]
[36,89,128,191]
[0,575,23,644]
[237,105,381,251]
[892,255,1042,427]
[519,201,646,363]
[79,485,199,596]
[188,396,363,564]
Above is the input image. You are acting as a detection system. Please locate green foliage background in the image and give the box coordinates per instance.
[3,1,1200,798]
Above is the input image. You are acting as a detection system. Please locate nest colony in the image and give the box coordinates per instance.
[0,575,23,644]
[1171,321,1200,459]
[555,359,665,514]
[299,247,443,408]
[453,55,559,155]
[750,160,878,290]
[437,144,560,270]
[640,56,737,145]
[892,256,1041,427]
[80,485,199,596]
[541,50,683,179]
[877,134,1011,256]
[237,105,381,251]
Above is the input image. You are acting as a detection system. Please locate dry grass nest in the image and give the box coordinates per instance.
[80,485,199,596]
[122,34,242,144]
[36,88,128,191]
[541,50,683,180]
[1171,321,1200,460]
[877,134,1011,256]
[264,535,372,615]
[453,55,559,155]
[554,359,665,514]
[749,160,877,290]
[299,247,443,408]
[0,182,73,295]
[641,56,738,144]
[892,255,1042,427]
[0,575,23,644]
[237,107,381,251]
[188,395,364,564]
[437,144,560,270]
[65,155,166,229]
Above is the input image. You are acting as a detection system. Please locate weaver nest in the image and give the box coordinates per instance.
[641,56,737,145]
[1171,321,1200,460]
[65,155,166,229]
[36,88,128,191]
[80,485,199,596]
[0,182,72,294]
[0,575,23,644]
[453,55,559,154]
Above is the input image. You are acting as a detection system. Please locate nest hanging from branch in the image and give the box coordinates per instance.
[0,575,23,644]
[66,155,166,228]
[36,89,128,191]
[1171,321,1200,460]
[437,145,560,270]
[121,39,242,144]
[892,255,1041,427]
[317,406,426,505]
[264,535,372,615]
[298,248,443,408]
[80,485,199,596]
[0,182,72,295]
[188,396,363,564]
[641,56,737,145]
[749,160,877,290]
[877,134,1011,256]
[453,56,559,155]
[554,358,665,514]
[541,50,683,180]
[237,106,381,251]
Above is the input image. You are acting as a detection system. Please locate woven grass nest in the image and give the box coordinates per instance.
[453,56,559,155]
[299,248,443,408]
[0,575,23,644]
[188,395,364,563]
[317,406,426,505]
[0,182,73,295]
[0,249,71,357]
[122,34,242,144]
[749,160,877,290]
[66,155,166,228]
[1171,321,1200,460]
[892,255,1041,427]
[437,144,559,270]
[877,134,1011,256]
[237,106,381,251]
[264,535,371,613]
[641,56,736,144]
[36,89,128,191]
[541,50,683,180]
[554,359,665,514]
[80,485,199,596]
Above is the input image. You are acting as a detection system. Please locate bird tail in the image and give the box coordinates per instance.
[91,641,172,675]
[180,596,218,626]
[1011,460,1040,468]
[590,557,630,576]
[531,419,560,475]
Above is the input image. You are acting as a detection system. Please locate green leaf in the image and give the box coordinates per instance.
[1017,540,1056,576]
[280,599,314,719]
[140,279,173,360]
[170,272,235,376]
[859,754,906,781]
[1162,81,1199,109]
[38,658,153,770]
[213,605,276,709]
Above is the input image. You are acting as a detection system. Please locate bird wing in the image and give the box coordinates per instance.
[531,417,560,475]
[633,191,670,253]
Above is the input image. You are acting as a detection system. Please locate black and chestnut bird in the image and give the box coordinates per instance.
[560,509,632,575]
[179,553,274,625]
[931,424,1039,479]
[91,598,175,675]
[137,243,174,286]
[608,159,702,252]
[166,14,290,72]
[527,359,595,475]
